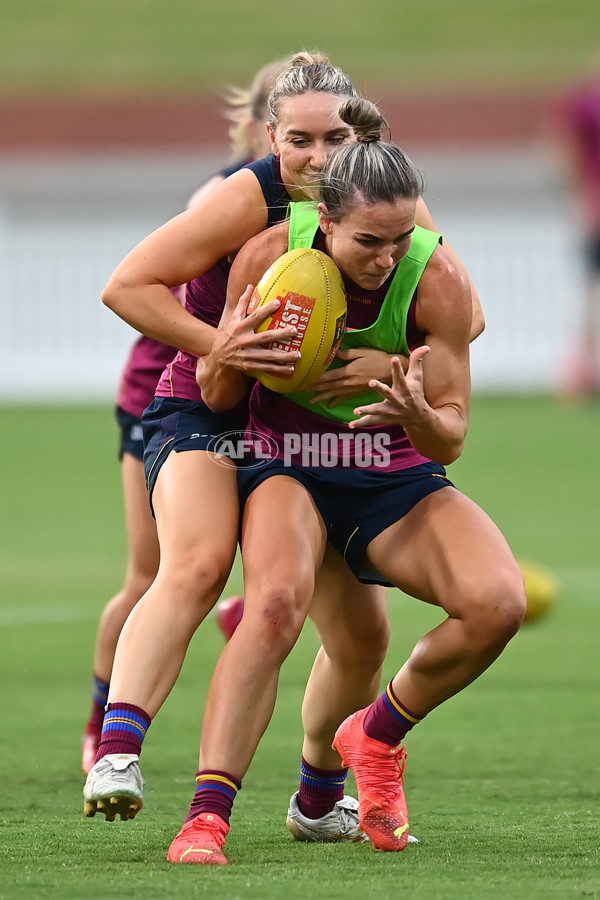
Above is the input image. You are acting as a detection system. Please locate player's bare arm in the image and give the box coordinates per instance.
[102,169,270,357]
[416,197,485,341]
[313,202,484,409]
[351,244,472,465]
[198,224,297,411]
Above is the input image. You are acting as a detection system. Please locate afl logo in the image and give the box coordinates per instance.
[206,430,279,469]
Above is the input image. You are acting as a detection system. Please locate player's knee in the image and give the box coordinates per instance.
[248,582,311,658]
[157,553,231,614]
[331,615,390,672]
[497,567,527,636]
[361,613,391,665]
[122,569,156,605]
[470,571,527,645]
[504,577,528,636]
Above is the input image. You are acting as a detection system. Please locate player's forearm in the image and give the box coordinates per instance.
[196,354,248,412]
[403,403,468,465]
[102,281,217,357]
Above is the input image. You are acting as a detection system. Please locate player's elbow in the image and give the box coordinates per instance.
[197,365,245,414]
[470,307,486,342]
[102,258,146,315]
[102,273,126,314]
[430,405,469,465]
[430,433,464,466]
[448,419,470,463]
[200,387,228,414]
[438,439,465,466]
[434,416,468,465]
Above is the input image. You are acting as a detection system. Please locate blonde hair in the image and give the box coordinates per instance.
[223,57,292,163]
[320,97,425,220]
[267,51,359,129]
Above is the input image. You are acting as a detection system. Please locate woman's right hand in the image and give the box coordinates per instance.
[210,284,301,375]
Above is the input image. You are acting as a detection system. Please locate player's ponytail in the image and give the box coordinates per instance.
[339,97,389,144]
[286,50,331,68]
[321,98,425,220]
[223,57,292,163]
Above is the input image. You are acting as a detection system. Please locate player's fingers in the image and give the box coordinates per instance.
[245,297,301,339]
[249,327,299,349]
[251,360,296,375]
[310,368,340,387]
[310,373,347,393]
[309,390,333,404]
[367,377,394,399]
[403,346,430,387]
[245,297,281,329]
[352,396,388,416]
[335,347,360,361]
[309,390,345,406]
[348,412,388,429]
[389,356,407,388]
[250,346,297,362]
[235,284,256,319]
[244,345,297,374]
[407,345,430,372]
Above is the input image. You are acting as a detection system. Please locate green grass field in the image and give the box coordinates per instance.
[1,395,599,898]
[1,0,600,96]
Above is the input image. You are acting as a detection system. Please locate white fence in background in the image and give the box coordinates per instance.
[0,147,582,401]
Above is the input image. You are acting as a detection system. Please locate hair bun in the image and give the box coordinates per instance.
[338,97,389,143]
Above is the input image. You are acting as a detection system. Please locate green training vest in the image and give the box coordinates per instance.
[284,201,441,425]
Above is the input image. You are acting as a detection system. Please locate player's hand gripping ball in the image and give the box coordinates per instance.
[248,248,347,393]
[520,561,558,623]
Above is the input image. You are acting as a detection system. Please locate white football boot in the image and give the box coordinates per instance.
[286,792,419,844]
[83,753,144,821]
[286,793,369,843]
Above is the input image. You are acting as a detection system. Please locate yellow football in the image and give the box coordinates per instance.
[247,248,347,393]
[520,560,558,623]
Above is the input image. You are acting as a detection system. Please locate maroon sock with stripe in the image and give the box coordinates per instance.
[85,675,109,739]
[297,757,348,819]
[185,770,242,826]
[95,702,151,762]
[364,681,423,746]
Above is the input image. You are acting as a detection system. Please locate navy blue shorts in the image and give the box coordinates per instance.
[142,396,246,507]
[116,406,145,461]
[237,460,454,586]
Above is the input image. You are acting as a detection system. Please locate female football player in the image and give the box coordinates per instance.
[81,55,293,774]
[85,55,390,838]
[167,96,525,864]
[85,55,485,849]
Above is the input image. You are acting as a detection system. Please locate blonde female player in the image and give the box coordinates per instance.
[85,55,484,844]
[85,55,388,841]
[166,97,525,864]
[81,56,292,775]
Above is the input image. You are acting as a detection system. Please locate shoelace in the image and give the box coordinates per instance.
[359,745,407,802]
[188,816,228,844]
[337,805,360,835]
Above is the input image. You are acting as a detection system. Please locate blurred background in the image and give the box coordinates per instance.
[2,0,600,399]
